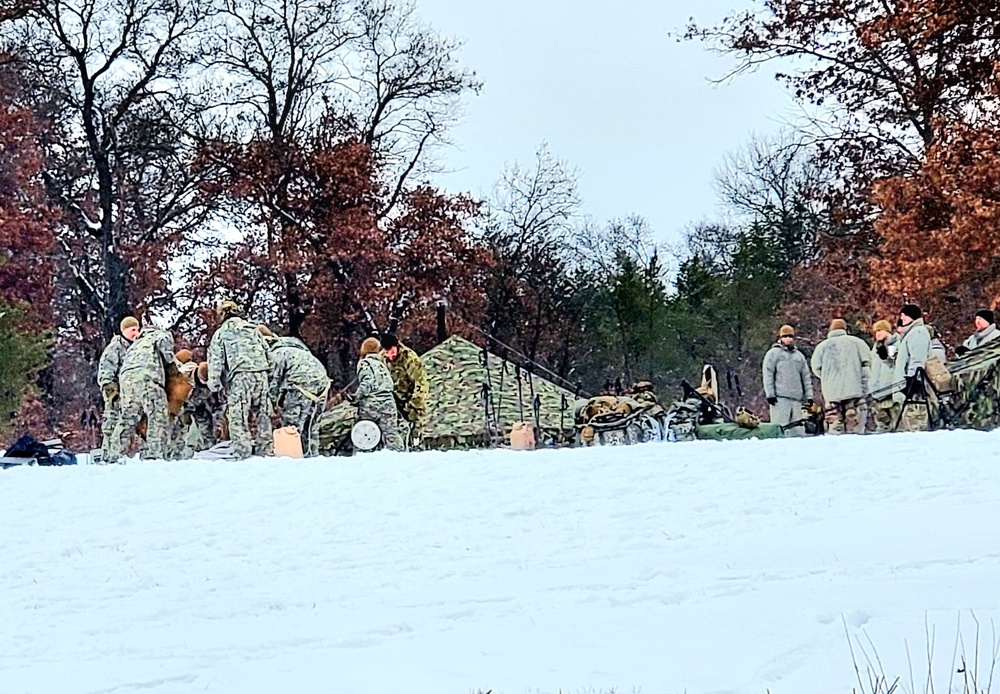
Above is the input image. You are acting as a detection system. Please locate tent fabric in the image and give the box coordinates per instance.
[419,335,576,447]
[318,336,577,450]
[948,341,1000,429]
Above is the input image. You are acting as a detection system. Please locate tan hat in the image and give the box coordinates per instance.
[830,318,848,331]
[779,325,795,337]
[120,316,139,332]
[359,337,382,357]
[175,349,193,364]
[872,320,892,334]
[216,300,243,319]
[197,361,209,385]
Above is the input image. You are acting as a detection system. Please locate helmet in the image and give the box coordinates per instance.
[735,407,760,429]
[216,300,243,319]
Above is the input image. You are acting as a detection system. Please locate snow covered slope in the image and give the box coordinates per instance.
[3,431,1000,694]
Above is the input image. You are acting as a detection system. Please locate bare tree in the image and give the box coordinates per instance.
[479,143,583,364]
[714,133,832,269]
[2,0,218,339]
[350,0,481,219]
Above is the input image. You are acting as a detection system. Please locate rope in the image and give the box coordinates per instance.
[451,315,591,397]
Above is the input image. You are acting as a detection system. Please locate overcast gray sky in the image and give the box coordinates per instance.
[416,0,797,244]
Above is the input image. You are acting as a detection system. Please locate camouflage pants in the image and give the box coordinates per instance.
[281,389,325,457]
[225,372,272,459]
[100,391,121,459]
[167,407,215,459]
[872,398,898,433]
[359,397,406,452]
[109,373,168,462]
[897,401,932,432]
[825,398,866,435]
[400,413,423,449]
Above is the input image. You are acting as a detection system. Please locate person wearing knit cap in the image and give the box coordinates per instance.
[96,315,142,461]
[957,309,1000,356]
[761,324,813,431]
[107,324,179,462]
[870,320,899,433]
[351,337,405,451]
[811,319,872,434]
[893,303,933,431]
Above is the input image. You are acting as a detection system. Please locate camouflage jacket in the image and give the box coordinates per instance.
[388,344,429,423]
[119,328,175,387]
[207,317,271,393]
[356,353,395,407]
[269,339,330,400]
[97,335,132,387]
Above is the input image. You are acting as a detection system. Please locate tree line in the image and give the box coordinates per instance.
[3,0,1000,443]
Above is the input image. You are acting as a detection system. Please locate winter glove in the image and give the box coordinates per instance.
[955,345,970,357]
[766,397,778,406]
[102,382,120,403]
[876,343,890,360]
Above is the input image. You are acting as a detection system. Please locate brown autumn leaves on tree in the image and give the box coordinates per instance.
[692,0,1000,339]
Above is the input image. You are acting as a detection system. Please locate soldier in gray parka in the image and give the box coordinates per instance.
[762,324,814,430]
[811,318,872,435]
[958,309,1000,356]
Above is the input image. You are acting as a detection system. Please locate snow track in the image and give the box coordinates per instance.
[2,431,1000,693]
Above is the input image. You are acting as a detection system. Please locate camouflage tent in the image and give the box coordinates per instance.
[318,335,577,451]
[948,341,1000,429]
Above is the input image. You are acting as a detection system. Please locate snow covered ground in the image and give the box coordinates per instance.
[3,431,1000,694]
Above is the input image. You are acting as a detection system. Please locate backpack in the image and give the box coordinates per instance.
[924,356,953,393]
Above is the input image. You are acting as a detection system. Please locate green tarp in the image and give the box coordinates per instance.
[318,335,577,451]
[695,423,786,441]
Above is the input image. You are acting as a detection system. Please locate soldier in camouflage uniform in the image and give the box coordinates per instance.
[381,333,429,447]
[354,337,405,451]
[107,325,177,462]
[96,316,140,460]
[207,301,272,459]
[265,330,331,457]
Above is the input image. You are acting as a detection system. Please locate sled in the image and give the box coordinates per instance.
[351,420,382,452]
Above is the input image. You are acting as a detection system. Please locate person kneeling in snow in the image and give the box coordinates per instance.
[352,338,406,452]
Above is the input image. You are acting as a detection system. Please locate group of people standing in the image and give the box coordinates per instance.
[96,301,429,461]
[762,304,1000,434]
